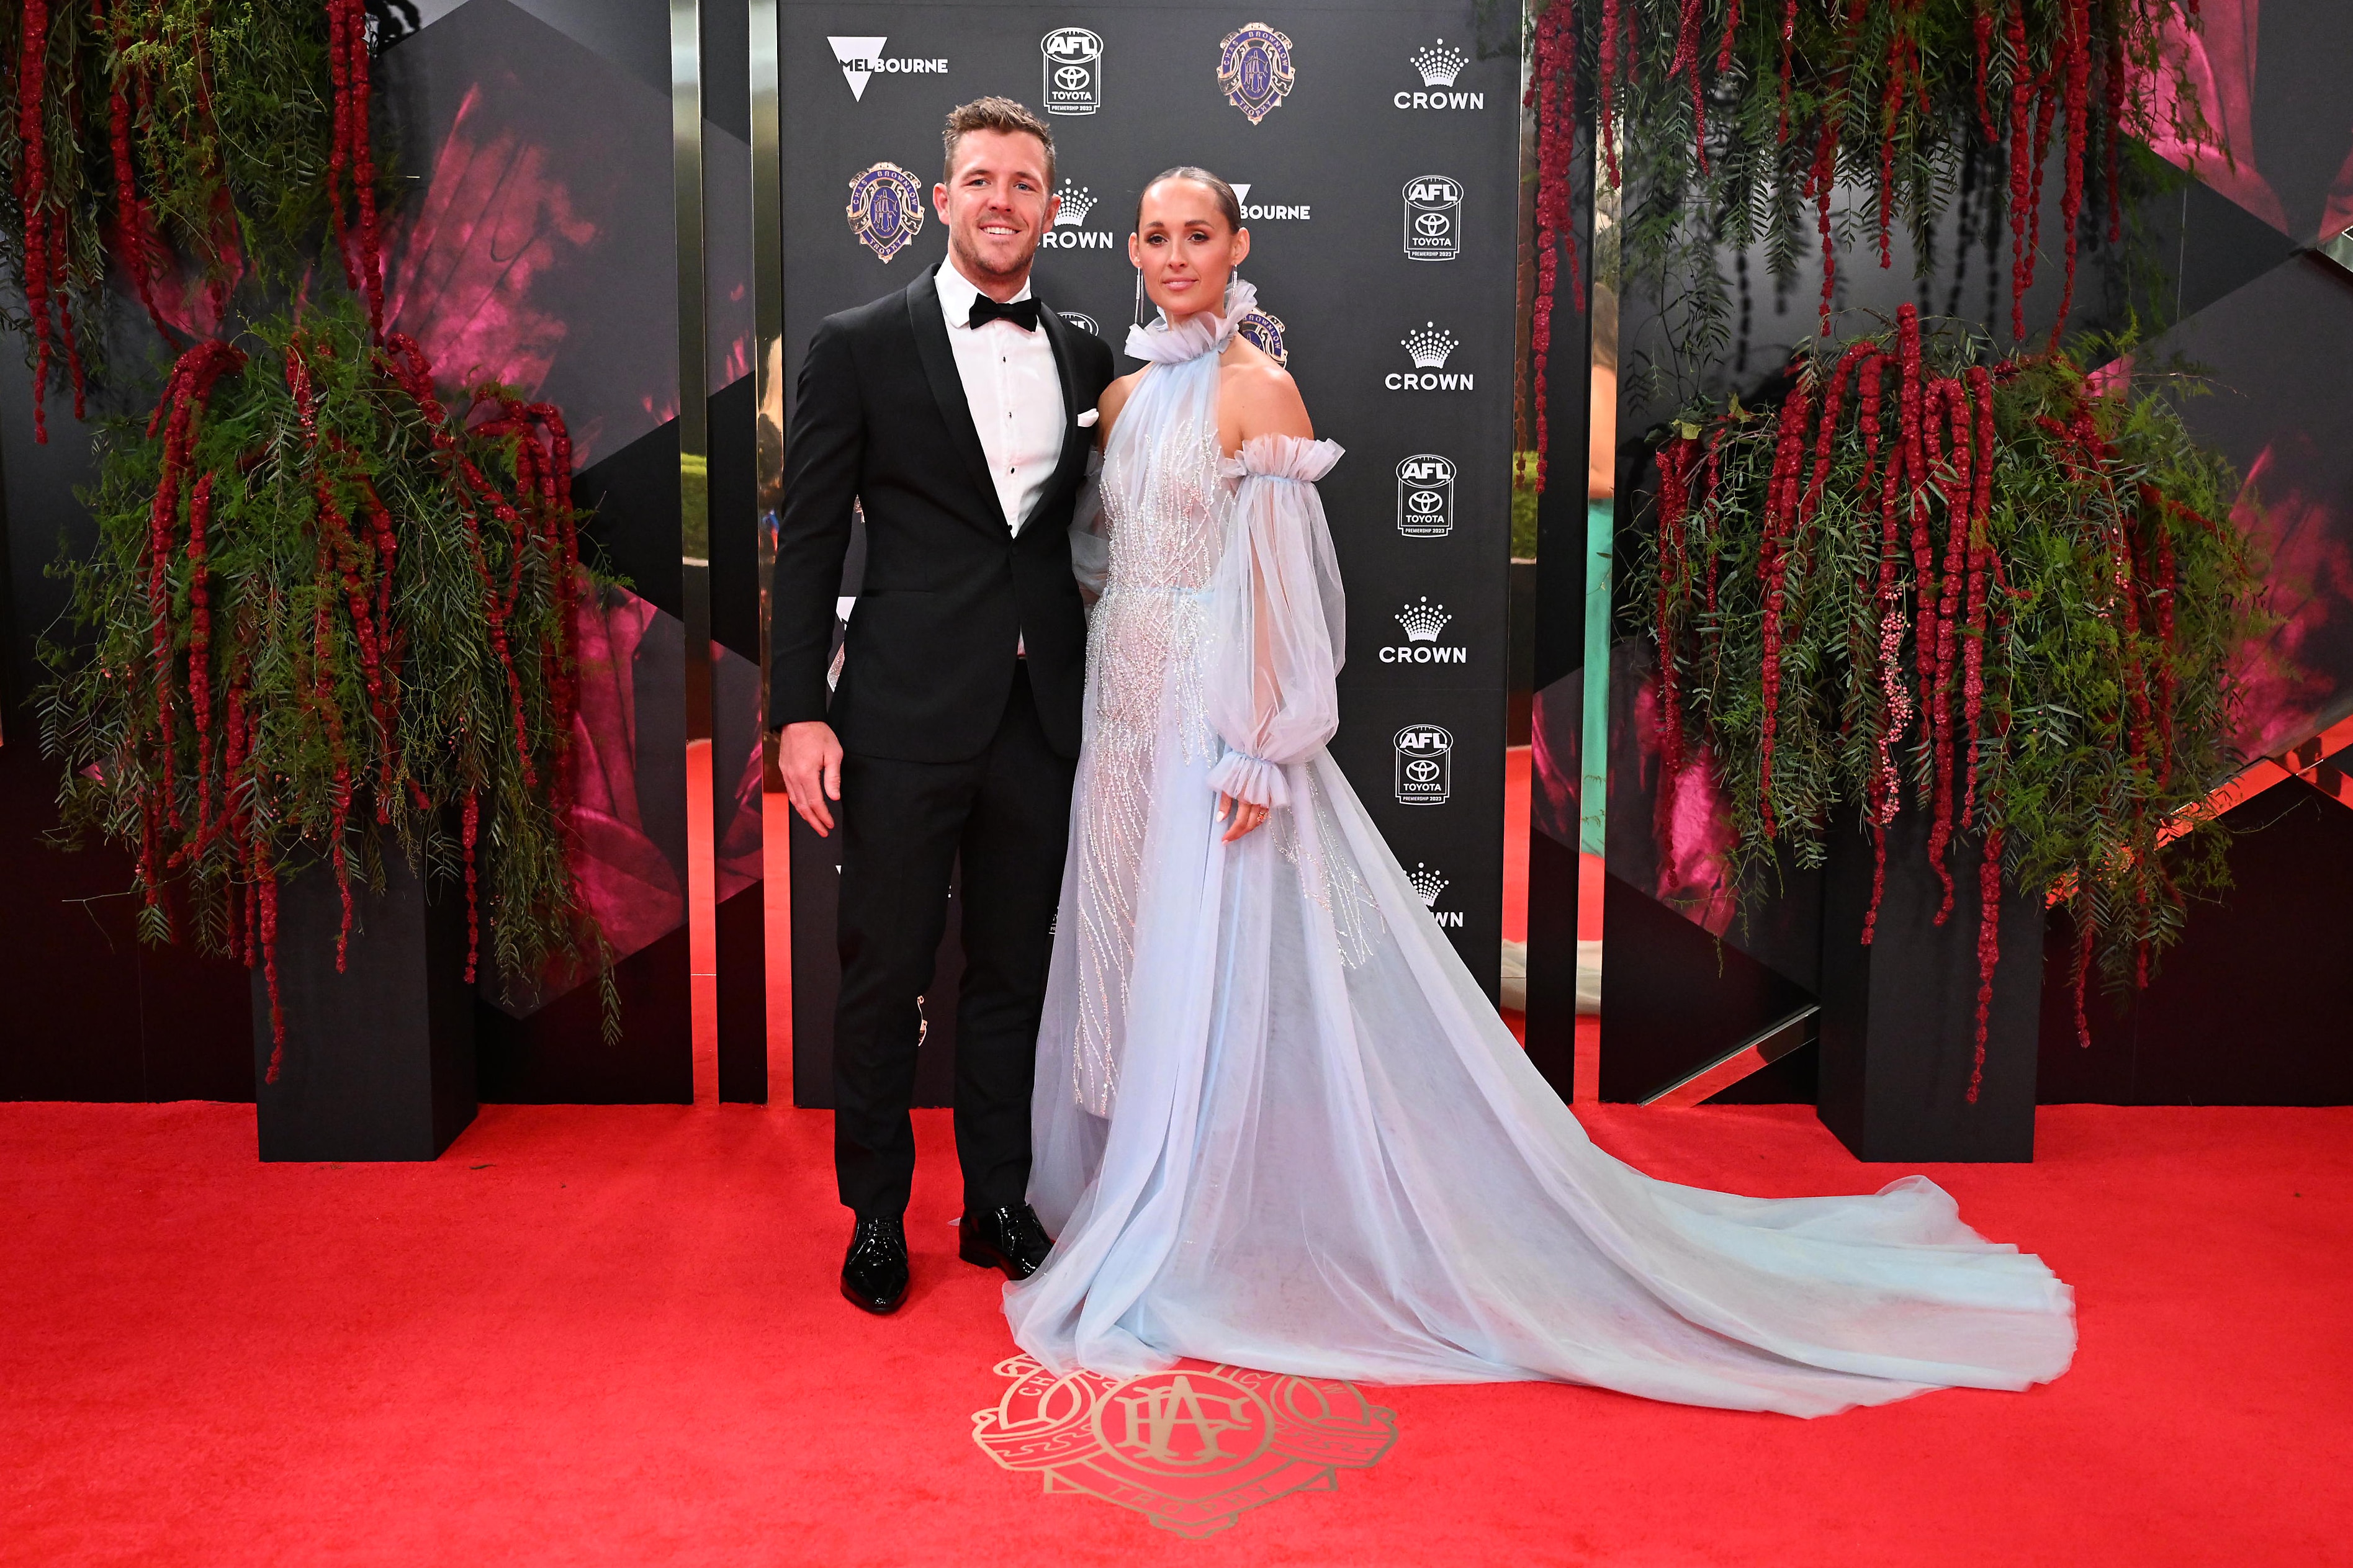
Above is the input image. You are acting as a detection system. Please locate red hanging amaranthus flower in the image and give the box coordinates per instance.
[186,471,217,848]
[1599,0,1623,188]
[325,0,386,337]
[1526,0,1583,492]
[1961,367,1997,827]
[1671,0,1712,175]
[2005,4,2036,342]
[1967,827,2004,1102]
[1972,0,1999,140]
[2051,0,2094,348]
[461,787,481,984]
[100,0,178,347]
[1755,377,1815,836]
[1924,378,1976,925]
[13,0,90,442]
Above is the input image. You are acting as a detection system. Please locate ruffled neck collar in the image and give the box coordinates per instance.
[1123,278,1260,365]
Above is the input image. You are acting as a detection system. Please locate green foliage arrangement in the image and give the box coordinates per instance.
[12,0,611,1066]
[1521,0,2209,475]
[1634,304,2261,1094]
[39,302,608,1070]
[1,0,349,438]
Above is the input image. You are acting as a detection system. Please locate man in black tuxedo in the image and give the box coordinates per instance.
[768,98,1115,1314]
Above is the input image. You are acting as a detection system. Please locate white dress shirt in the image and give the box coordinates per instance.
[935,258,1067,533]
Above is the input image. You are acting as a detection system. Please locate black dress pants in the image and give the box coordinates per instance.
[832,663,1076,1220]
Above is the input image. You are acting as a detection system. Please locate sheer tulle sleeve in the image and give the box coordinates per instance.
[1202,434,1347,809]
[1068,447,1109,606]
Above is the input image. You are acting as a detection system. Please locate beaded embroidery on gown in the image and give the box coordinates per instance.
[1004,282,2076,1417]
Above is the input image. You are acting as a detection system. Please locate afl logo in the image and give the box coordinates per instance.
[1402,175,1462,262]
[1394,724,1453,805]
[1218,23,1297,125]
[1042,28,1102,115]
[1397,454,1454,537]
[1059,310,1100,336]
[846,162,924,262]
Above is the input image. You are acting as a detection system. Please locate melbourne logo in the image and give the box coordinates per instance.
[973,1356,1397,1538]
[1235,306,1289,365]
[1043,181,1114,249]
[1389,324,1471,391]
[1217,23,1296,125]
[1397,38,1483,109]
[1395,724,1453,805]
[1397,454,1454,537]
[1230,182,1310,222]
[1403,175,1462,262]
[1408,863,1465,928]
[1383,597,1467,666]
[1059,310,1100,336]
[1042,28,1103,114]
[846,162,924,262]
[827,36,948,101]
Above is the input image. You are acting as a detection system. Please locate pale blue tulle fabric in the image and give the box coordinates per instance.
[1004,281,2076,1417]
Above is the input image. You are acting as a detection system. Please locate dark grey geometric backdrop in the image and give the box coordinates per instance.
[780,0,1523,1103]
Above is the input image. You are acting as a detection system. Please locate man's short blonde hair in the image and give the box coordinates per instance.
[942,97,1056,190]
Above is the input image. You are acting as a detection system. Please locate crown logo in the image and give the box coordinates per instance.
[1411,38,1469,87]
[1401,323,1458,369]
[1053,181,1096,226]
[1395,597,1452,642]
[1407,863,1449,907]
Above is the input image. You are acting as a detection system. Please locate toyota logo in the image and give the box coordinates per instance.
[1405,759,1441,784]
[1415,211,1451,237]
[1056,65,1090,89]
[1406,489,1444,514]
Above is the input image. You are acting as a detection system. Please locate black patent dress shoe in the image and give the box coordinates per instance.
[840,1214,909,1314]
[959,1203,1054,1281]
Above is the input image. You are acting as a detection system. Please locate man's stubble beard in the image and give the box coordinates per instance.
[949,224,1041,292]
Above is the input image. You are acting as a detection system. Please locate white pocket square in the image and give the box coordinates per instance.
[1076,409,1099,428]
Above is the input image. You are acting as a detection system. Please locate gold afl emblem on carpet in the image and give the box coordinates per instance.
[972,1355,1397,1538]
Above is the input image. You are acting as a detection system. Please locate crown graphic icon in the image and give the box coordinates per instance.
[1411,38,1469,87]
[1053,182,1096,225]
[1407,863,1449,907]
[1396,597,1452,642]
[1401,323,1459,369]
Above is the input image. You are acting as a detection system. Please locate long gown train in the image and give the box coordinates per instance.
[1003,282,2075,1417]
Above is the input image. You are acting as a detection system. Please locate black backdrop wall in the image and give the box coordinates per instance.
[778,0,1524,1104]
[6,0,2346,1113]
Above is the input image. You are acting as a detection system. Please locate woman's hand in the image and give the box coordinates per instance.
[1215,792,1269,842]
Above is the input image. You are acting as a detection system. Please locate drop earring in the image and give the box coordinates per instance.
[1131,265,1148,331]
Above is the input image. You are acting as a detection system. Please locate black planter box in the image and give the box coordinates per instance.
[251,852,476,1161]
[1817,807,2045,1162]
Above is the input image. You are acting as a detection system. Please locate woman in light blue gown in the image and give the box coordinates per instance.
[1004,168,2075,1417]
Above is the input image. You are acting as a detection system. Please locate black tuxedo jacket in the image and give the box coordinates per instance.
[768,266,1116,762]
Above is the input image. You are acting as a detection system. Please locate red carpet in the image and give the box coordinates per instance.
[3,1100,2346,1566]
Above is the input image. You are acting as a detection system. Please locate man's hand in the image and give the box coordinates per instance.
[778,720,845,836]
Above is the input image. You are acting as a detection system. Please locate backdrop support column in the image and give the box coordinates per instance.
[1523,111,1601,1102]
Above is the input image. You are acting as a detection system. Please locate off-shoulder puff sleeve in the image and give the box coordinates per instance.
[1202,434,1347,809]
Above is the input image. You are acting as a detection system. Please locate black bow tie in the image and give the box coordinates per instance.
[967,294,1041,331]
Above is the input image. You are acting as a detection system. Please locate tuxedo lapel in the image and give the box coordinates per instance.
[904,269,1002,527]
[1024,301,1093,538]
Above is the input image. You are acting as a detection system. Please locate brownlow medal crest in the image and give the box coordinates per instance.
[971,1355,1397,1538]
